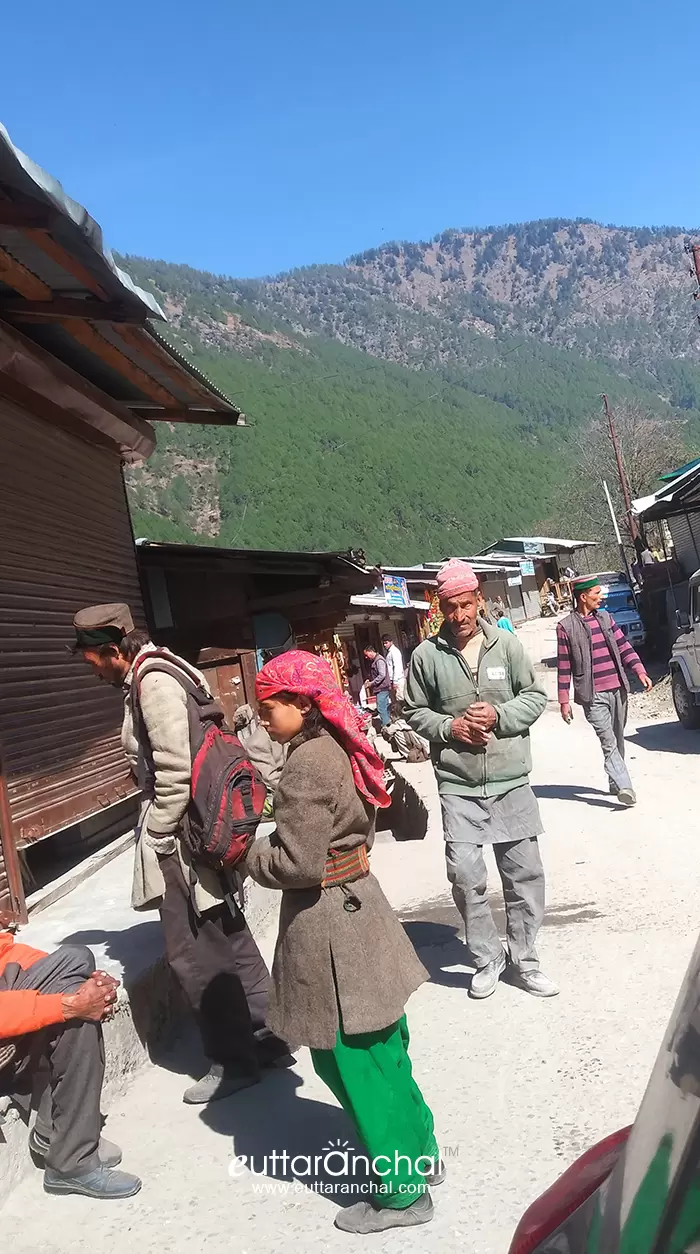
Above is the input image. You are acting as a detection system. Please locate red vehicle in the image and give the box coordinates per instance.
[508,933,700,1252]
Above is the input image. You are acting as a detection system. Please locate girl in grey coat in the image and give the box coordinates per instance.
[243,650,440,1235]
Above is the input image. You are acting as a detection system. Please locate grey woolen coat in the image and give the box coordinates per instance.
[242,730,427,1051]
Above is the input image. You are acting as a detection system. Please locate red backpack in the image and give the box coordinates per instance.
[132,649,267,870]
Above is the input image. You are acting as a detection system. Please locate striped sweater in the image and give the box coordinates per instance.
[557,614,644,705]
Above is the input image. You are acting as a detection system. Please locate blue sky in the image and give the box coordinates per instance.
[3,0,699,277]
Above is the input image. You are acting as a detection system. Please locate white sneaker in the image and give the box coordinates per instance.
[510,968,559,998]
[469,949,507,999]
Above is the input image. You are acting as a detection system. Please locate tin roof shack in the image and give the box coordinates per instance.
[478,537,598,615]
[0,124,243,920]
[136,541,375,721]
[632,462,700,652]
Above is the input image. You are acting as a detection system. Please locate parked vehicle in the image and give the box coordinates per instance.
[508,929,700,1252]
[670,569,700,730]
[596,572,646,649]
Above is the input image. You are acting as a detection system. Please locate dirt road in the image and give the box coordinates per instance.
[6,617,700,1254]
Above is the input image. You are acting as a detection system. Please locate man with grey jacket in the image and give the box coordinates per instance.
[73,604,290,1104]
[405,560,558,1000]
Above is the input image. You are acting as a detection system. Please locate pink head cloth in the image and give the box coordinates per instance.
[436,558,480,601]
[255,649,391,809]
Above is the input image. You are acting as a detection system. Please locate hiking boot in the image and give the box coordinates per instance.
[30,1127,122,1168]
[618,788,636,807]
[44,1163,141,1199]
[469,949,506,999]
[183,1064,259,1105]
[334,1191,434,1233]
[509,968,560,998]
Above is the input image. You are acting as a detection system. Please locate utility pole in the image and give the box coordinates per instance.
[602,478,638,604]
[601,394,642,555]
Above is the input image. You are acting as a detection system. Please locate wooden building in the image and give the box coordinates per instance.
[136,540,375,721]
[0,124,243,919]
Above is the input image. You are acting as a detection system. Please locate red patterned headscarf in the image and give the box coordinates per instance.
[255,650,391,809]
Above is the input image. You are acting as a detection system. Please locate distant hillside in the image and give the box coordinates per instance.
[121,219,700,563]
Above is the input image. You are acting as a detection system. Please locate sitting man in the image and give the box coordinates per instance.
[0,916,141,1199]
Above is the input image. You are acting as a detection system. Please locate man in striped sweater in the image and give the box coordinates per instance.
[557,575,653,806]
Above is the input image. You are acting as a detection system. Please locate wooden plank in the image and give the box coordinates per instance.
[0,368,117,452]
[115,325,217,403]
[0,297,142,322]
[23,228,110,300]
[131,407,239,425]
[0,202,55,228]
[60,320,181,407]
[0,246,52,300]
[0,742,27,923]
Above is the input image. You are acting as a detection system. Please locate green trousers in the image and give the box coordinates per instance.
[311,1015,439,1210]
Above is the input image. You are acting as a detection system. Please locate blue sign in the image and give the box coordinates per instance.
[520,560,535,576]
[383,575,411,608]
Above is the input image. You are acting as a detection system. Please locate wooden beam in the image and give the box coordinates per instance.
[0,202,55,228]
[23,228,109,300]
[131,407,239,425]
[115,324,216,404]
[0,246,52,300]
[60,319,181,407]
[0,369,117,453]
[0,297,143,322]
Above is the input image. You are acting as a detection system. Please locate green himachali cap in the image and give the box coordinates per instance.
[571,575,600,595]
[73,603,135,650]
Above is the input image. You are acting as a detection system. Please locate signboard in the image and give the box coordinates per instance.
[520,560,535,577]
[382,575,411,608]
[523,541,541,555]
[507,575,523,587]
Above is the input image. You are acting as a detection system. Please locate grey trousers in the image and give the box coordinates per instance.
[583,689,632,793]
[1,945,103,1174]
[445,838,545,972]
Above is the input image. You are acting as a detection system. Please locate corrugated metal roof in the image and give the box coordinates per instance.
[0,122,242,423]
[0,123,163,320]
[633,460,700,522]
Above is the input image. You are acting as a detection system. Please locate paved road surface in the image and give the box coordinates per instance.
[6,618,700,1253]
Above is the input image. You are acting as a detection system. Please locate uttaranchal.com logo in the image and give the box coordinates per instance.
[228,1137,459,1183]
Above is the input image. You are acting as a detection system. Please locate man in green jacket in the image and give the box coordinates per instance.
[405,560,558,1000]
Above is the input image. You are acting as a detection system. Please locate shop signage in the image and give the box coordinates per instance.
[382,575,411,607]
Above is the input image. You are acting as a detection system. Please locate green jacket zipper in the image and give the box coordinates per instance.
[452,641,489,799]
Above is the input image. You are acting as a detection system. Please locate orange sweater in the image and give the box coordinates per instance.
[0,933,65,1039]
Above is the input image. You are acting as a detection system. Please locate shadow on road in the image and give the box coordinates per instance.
[533,784,618,809]
[628,721,699,755]
[199,1061,368,1206]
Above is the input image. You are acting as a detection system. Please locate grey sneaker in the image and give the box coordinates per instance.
[617,789,636,807]
[183,1064,259,1105]
[509,968,560,998]
[44,1164,141,1199]
[469,949,507,999]
[423,1158,446,1187]
[30,1127,122,1168]
[334,1191,434,1233]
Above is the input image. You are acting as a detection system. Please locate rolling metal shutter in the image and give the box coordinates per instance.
[669,514,700,580]
[521,575,541,620]
[0,397,144,848]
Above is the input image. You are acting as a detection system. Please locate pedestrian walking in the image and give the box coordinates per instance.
[404,559,558,1000]
[382,633,406,703]
[557,576,653,806]
[363,645,392,726]
[244,651,440,1234]
[0,917,141,1200]
[73,604,291,1105]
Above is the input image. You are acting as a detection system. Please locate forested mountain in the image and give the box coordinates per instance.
[122,220,700,563]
